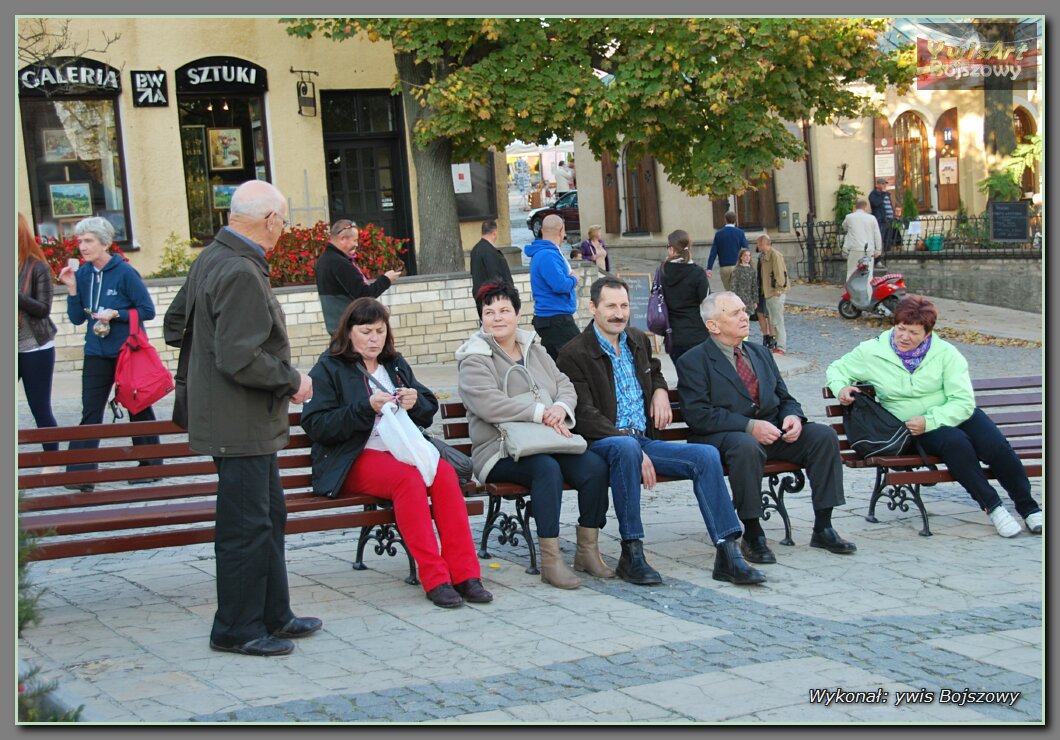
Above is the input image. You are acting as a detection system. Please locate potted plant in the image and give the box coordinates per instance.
[832,184,862,252]
[900,188,920,251]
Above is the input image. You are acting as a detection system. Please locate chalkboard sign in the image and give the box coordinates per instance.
[990,200,1030,243]
[618,272,651,333]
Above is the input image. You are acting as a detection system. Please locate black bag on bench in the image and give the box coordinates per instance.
[842,392,914,459]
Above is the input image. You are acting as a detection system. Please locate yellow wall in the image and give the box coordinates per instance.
[17,17,507,275]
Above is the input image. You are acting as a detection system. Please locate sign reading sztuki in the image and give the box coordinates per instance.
[175,56,268,94]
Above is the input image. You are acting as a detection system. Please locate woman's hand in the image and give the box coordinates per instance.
[92,308,119,322]
[541,404,567,426]
[905,416,927,436]
[838,385,861,405]
[394,387,418,410]
[546,419,573,438]
[58,266,77,293]
[369,390,395,414]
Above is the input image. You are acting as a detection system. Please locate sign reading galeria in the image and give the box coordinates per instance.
[19,57,122,97]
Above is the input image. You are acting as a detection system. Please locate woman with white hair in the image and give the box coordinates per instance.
[57,216,160,491]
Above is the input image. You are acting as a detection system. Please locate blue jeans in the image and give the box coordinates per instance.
[589,435,741,544]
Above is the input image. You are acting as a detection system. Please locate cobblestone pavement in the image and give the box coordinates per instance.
[17,288,1043,724]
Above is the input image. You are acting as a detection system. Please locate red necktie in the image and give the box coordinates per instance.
[733,345,759,405]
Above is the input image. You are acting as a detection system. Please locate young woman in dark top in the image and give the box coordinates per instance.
[662,229,710,365]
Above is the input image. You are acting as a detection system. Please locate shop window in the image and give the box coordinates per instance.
[894,112,931,213]
[20,91,132,245]
[1013,107,1038,196]
[177,96,270,242]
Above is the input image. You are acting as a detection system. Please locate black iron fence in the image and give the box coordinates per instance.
[793,213,1041,281]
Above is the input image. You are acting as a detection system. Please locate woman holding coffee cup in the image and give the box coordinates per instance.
[58,216,161,491]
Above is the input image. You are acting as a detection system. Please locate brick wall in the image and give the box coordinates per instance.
[49,265,600,375]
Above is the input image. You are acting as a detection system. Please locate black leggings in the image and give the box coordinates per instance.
[18,347,59,452]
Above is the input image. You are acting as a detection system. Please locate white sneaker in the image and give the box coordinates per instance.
[989,506,1021,538]
[1024,511,1043,535]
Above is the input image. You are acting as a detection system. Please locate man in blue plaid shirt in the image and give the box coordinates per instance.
[557,277,765,588]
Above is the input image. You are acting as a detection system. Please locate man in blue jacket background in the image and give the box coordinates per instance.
[526,214,579,359]
[706,211,749,291]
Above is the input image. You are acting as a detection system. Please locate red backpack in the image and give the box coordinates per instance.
[113,309,174,415]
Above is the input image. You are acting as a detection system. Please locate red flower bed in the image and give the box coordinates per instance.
[265,221,409,288]
[39,236,127,278]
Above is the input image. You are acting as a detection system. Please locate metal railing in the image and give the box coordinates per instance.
[793,214,1041,280]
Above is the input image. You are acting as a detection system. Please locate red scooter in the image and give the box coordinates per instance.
[838,257,908,319]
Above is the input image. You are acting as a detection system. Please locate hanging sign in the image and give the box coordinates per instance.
[131,70,169,107]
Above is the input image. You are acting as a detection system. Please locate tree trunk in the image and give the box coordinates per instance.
[975,19,1016,158]
[394,51,464,274]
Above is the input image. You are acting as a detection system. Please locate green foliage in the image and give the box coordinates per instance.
[18,524,42,636]
[901,187,919,224]
[146,233,200,279]
[833,184,863,224]
[1006,133,1041,190]
[975,170,1023,203]
[281,17,915,199]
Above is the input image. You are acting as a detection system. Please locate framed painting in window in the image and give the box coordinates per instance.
[212,184,238,210]
[42,128,77,162]
[49,182,93,219]
[207,128,243,171]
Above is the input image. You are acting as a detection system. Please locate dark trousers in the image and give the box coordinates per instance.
[18,348,58,452]
[917,408,1040,518]
[487,451,610,538]
[68,355,159,472]
[691,422,845,520]
[532,314,580,361]
[669,343,697,366]
[211,453,295,646]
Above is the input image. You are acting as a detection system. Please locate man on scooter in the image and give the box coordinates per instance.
[841,197,882,285]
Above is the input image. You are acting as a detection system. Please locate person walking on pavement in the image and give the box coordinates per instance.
[164,180,321,657]
[469,219,513,296]
[842,197,882,283]
[662,229,710,366]
[677,291,856,566]
[315,218,403,335]
[527,214,580,360]
[706,211,748,291]
[869,178,899,253]
[557,276,765,587]
[757,234,789,355]
[553,159,574,195]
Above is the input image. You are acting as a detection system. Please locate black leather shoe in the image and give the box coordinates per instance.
[272,616,323,639]
[810,527,858,554]
[425,583,464,608]
[130,477,162,486]
[209,636,294,657]
[740,535,777,564]
[453,578,493,603]
[616,540,663,585]
[713,540,767,585]
[63,483,95,493]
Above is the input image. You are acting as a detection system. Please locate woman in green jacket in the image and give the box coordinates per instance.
[826,295,1041,538]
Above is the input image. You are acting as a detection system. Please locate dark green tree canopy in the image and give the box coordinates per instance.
[285,17,913,198]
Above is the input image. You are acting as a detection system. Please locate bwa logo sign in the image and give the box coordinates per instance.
[915,22,1039,90]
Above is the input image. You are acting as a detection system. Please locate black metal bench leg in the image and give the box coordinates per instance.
[514,497,538,575]
[478,496,502,559]
[865,467,887,523]
[762,471,803,546]
[353,504,379,571]
[910,483,931,537]
[351,504,420,585]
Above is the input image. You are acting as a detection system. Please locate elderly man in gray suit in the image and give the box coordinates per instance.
[676,292,856,566]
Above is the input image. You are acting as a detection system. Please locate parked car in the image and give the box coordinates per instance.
[527,189,579,241]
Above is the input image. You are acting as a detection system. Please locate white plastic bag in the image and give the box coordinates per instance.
[376,402,440,486]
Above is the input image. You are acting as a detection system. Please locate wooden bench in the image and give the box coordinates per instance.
[441,389,806,574]
[824,375,1043,536]
[17,414,483,584]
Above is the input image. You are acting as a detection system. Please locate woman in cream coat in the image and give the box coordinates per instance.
[456,281,612,589]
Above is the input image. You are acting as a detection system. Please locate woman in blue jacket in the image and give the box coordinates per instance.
[57,216,160,491]
[826,295,1042,538]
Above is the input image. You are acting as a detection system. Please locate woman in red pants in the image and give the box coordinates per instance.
[301,298,491,608]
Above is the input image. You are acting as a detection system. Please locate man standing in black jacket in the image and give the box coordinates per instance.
[315,219,402,335]
[469,220,512,297]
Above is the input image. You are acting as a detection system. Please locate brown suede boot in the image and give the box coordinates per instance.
[573,526,616,578]
[538,537,582,589]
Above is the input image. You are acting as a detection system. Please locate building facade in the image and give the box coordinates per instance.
[16,17,506,275]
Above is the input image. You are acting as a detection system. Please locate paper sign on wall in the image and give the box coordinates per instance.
[451,163,472,194]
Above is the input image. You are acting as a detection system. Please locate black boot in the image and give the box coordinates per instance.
[713,540,767,585]
[616,540,663,585]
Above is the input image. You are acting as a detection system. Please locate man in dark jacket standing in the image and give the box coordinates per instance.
[315,219,402,335]
[557,277,764,587]
[469,219,512,296]
[164,180,321,657]
[706,211,748,291]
